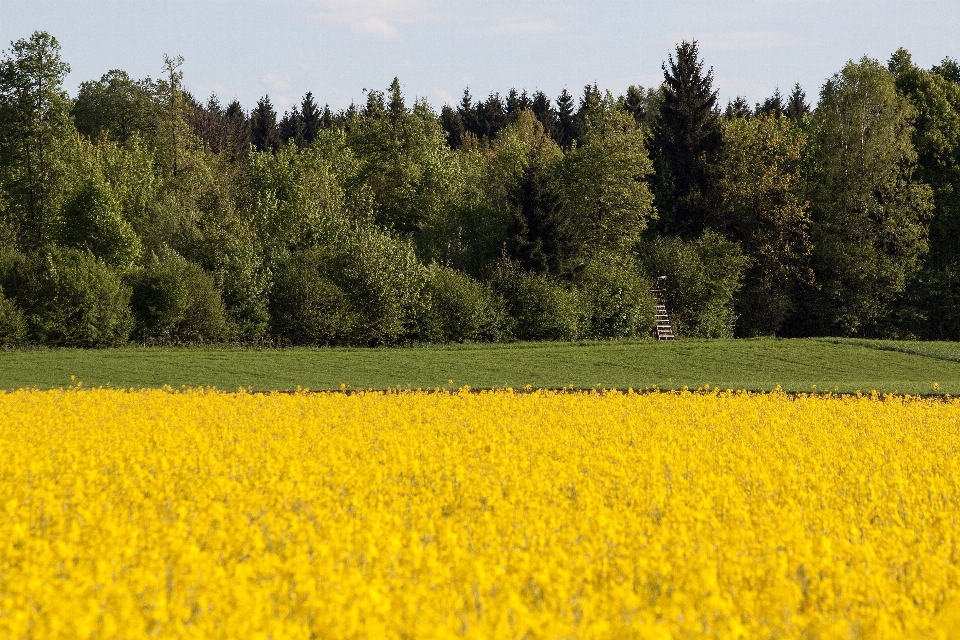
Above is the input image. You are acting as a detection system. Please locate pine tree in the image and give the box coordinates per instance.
[440,104,464,148]
[301,92,321,145]
[725,96,752,119]
[278,108,303,147]
[457,88,477,137]
[319,105,334,130]
[531,90,557,140]
[476,92,506,139]
[574,83,601,142]
[250,95,280,152]
[755,88,784,118]
[622,85,646,123]
[650,40,723,238]
[506,88,531,124]
[387,77,405,123]
[785,83,810,120]
[555,88,576,148]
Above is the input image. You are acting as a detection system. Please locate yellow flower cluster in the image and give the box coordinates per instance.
[2,388,960,638]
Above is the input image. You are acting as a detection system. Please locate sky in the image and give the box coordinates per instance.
[1,0,958,115]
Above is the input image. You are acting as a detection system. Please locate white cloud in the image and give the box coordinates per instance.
[300,0,436,37]
[261,72,292,93]
[431,85,456,106]
[354,15,399,38]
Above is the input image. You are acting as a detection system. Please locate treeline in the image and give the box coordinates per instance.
[0,32,959,348]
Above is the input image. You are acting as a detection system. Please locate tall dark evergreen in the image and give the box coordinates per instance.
[387,77,405,122]
[456,88,477,139]
[755,88,785,118]
[650,39,723,239]
[574,83,601,142]
[785,83,810,120]
[364,89,386,119]
[476,92,506,140]
[622,85,647,124]
[223,99,250,159]
[530,90,556,139]
[505,88,531,124]
[278,108,303,146]
[300,92,321,145]
[725,96,751,119]
[506,164,563,274]
[250,95,280,152]
[319,104,334,130]
[555,88,576,148]
[440,104,465,148]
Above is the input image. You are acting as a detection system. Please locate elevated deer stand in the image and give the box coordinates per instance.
[650,275,676,341]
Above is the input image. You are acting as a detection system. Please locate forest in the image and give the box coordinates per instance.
[0,31,959,347]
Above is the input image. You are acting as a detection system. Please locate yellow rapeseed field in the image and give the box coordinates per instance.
[2,387,960,639]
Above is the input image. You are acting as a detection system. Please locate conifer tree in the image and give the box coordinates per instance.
[301,92,321,145]
[555,88,576,148]
[387,77,405,122]
[725,96,751,119]
[278,109,303,147]
[755,88,785,118]
[785,83,810,120]
[531,90,557,140]
[250,95,280,152]
[457,87,477,137]
[650,39,723,239]
[439,104,465,148]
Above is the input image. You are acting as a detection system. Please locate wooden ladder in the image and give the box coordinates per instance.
[650,276,675,341]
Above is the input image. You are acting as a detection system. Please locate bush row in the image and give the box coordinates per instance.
[0,230,743,348]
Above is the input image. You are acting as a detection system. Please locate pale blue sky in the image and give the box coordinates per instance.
[2,1,957,114]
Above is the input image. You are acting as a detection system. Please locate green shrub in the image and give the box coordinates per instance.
[270,230,429,346]
[1,246,133,347]
[127,255,228,344]
[269,248,358,346]
[637,231,747,338]
[491,262,584,341]
[0,289,27,347]
[58,175,141,271]
[577,253,655,339]
[419,264,512,343]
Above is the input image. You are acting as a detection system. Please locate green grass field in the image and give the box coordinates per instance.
[1,337,960,394]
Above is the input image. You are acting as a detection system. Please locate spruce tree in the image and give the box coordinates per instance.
[555,88,576,148]
[650,39,722,239]
[278,109,303,147]
[725,96,751,119]
[476,92,506,139]
[387,77,405,122]
[224,99,250,160]
[439,104,464,148]
[301,92,321,145]
[755,88,785,118]
[250,95,280,152]
[531,90,557,140]
[622,85,646,123]
[574,83,601,142]
[785,83,810,120]
[457,88,477,137]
